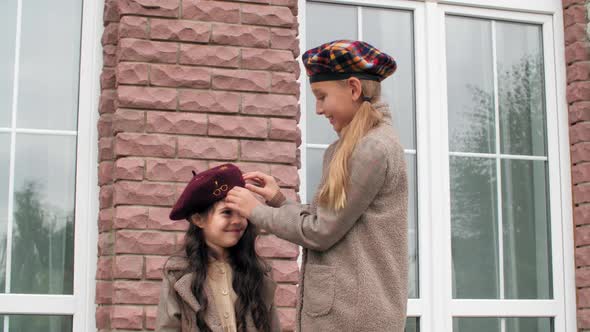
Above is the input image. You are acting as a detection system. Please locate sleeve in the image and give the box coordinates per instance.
[249,137,389,252]
[155,275,182,332]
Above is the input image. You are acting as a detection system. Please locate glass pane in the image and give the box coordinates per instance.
[446,16,495,153]
[451,156,499,299]
[0,315,72,332]
[496,22,546,156]
[16,0,82,130]
[405,317,419,332]
[363,8,416,149]
[502,159,552,299]
[306,2,356,145]
[10,134,76,294]
[0,0,17,127]
[306,148,325,203]
[0,134,10,291]
[406,155,418,298]
[454,318,553,332]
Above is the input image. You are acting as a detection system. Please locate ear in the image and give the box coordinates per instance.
[190,214,206,228]
[347,77,363,102]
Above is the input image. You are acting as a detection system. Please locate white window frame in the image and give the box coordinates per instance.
[299,0,575,331]
[0,0,102,329]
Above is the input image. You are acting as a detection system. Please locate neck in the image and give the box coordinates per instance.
[206,241,229,262]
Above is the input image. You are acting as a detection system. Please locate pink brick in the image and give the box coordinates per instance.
[573,143,590,164]
[574,163,590,184]
[115,230,177,255]
[145,306,158,330]
[117,0,180,18]
[102,23,118,46]
[182,0,240,23]
[103,45,117,67]
[242,93,298,116]
[178,90,240,113]
[111,305,143,329]
[271,72,299,95]
[116,62,149,85]
[145,158,207,182]
[574,184,590,204]
[570,102,590,124]
[270,259,299,283]
[114,157,145,181]
[578,268,590,287]
[114,206,149,229]
[565,23,587,46]
[100,90,116,114]
[212,69,270,92]
[146,111,207,135]
[114,255,144,279]
[115,133,176,158]
[225,0,269,3]
[101,68,116,89]
[271,0,297,10]
[571,122,590,144]
[99,137,114,162]
[564,0,585,8]
[256,234,299,258]
[115,181,178,206]
[271,164,298,187]
[210,161,270,174]
[118,38,177,63]
[113,109,146,133]
[146,256,169,279]
[271,28,298,53]
[241,140,296,163]
[96,281,113,304]
[274,284,297,307]
[113,280,161,304]
[208,114,268,138]
[581,288,590,308]
[578,225,590,246]
[180,44,240,68]
[278,308,296,331]
[566,42,590,65]
[575,204,590,225]
[100,185,114,209]
[178,136,238,160]
[96,305,111,330]
[578,246,590,267]
[578,309,590,329]
[211,24,270,48]
[98,161,114,186]
[119,16,149,39]
[97,257,113,280]
[241,4,295,27]
[99,208,114,232]
[147,207,189,231]
[151,64,210,89]
[118,86,177,110]
[564,5,587,27]
[280,188,297,201]
[242,48,296,72]
[150,18,210,42]
[270,118,298,141]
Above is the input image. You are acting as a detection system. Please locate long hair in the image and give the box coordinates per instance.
[318,79,383,211]
[181,205,272,332]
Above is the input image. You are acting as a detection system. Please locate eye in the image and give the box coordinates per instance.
[221,209,232,216]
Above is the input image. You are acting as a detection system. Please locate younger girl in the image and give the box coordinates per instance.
[156,164,280,332]
[226,40,409,331]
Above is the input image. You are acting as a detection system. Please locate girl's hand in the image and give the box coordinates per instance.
[226,187,261,219]
[243,171,280,202]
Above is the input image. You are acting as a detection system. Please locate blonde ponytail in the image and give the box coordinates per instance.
[318,80,383,211]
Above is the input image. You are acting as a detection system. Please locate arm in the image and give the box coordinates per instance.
[249,138,388,251]
[155,275,181,332]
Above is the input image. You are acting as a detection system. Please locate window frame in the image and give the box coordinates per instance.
[299,0,575,331]
[0,0,102,329]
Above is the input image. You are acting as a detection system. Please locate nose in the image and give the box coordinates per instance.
[229,213,245,225]
[316,102,323,115]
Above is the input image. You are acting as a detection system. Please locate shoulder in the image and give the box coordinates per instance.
[163,255,190,279]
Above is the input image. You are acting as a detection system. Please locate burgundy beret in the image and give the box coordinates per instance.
[169,163,245,221]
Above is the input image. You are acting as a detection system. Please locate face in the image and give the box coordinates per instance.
[311,78,363,133]
[192,200,248,256]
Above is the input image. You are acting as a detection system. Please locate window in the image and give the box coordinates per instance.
[0,0,101,330]
[301,0,575,330]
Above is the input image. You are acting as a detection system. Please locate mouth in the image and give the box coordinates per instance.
[225,228,245,233]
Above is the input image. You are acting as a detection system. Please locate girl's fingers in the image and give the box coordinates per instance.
[245,183,266,196]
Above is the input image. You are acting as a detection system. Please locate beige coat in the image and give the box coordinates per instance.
[250,103,408,331]
[156,256,282,332]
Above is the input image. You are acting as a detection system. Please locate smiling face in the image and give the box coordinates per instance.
[311,78,363,133]
[191,200,248,258]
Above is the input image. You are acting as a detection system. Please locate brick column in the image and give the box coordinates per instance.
[97,0,301,330]
[564,0,590,329]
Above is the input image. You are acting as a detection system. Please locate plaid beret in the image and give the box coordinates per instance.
[169,164,245,221]
[302,40,397,83]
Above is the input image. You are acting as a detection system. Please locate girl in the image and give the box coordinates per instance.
[226,40,409,331]
[156,164,281,332]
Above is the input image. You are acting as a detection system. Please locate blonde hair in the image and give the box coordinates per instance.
[318,79,383,211]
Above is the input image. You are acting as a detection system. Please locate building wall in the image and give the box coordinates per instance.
[96,0,301,330]
[563,0,590,329]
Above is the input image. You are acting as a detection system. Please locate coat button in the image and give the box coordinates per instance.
[222,289,228,295]
[223,312,230,319]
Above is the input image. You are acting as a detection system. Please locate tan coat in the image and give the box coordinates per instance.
[156,256,282,332]
[250,103,408,331]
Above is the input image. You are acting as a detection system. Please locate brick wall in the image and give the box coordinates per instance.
[97,0,301,330]
[564,0,590,329]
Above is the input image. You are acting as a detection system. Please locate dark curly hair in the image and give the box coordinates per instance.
[180,203,272,332]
